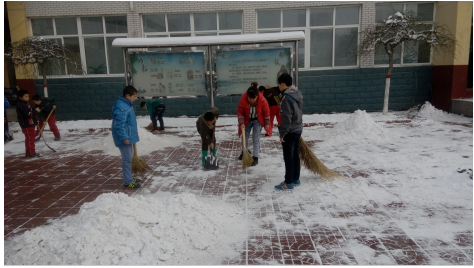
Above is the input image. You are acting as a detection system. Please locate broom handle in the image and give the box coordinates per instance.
[37,107,56,135]
[241,125,246,151]
[133,143,138,157]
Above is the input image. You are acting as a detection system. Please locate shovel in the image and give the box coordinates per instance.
[204,145,219,170]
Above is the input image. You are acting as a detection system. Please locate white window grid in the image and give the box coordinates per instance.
[373,2,436,66]
[142,12,243,52]
[257,6,361,70]
[30,16,128,77]
[142,12,243,38]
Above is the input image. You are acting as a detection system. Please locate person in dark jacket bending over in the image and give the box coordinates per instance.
[275,73,303,191]
[32,95,61,141]
[196,107,220,167]
[140,98,165,133]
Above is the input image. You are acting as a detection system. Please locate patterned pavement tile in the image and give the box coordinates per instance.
[424,248,473,265]
[378,234,421,251]
[316,249,358,265]
[4,125,473,265]
[388,249,432,265]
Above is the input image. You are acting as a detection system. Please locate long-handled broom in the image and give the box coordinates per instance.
[132,143,152,176]
[241,126,254,169]
[299,138,341,179]
[35,108,56,152]
[274,95,341,179]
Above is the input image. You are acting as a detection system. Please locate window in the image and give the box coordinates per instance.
[257,6,360,69]
[142,11,242,37]
[374,3,435,65]
[30,16,128,76]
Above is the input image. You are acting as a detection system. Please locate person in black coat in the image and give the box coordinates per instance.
[16,90,39,158]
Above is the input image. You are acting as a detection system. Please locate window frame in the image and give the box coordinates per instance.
[141,12,243,52]
[30,16,128,77]
[256,6,361,70]
[142,12,243,37]
[373,2,436,67]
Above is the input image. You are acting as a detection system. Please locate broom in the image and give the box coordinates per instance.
[241,126,254,169]
[132,143,152,176]
[144,123,153,131]
[274,95,341,179]
[299,138,341,179]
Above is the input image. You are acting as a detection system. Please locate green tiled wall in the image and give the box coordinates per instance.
[35,66,432,120]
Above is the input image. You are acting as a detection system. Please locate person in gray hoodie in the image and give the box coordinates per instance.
[275,73,303,190]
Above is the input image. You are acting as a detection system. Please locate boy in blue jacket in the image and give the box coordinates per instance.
[112,86,141,188]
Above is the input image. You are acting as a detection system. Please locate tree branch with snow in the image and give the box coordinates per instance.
[357,11,456,115]
[4,36,84,97]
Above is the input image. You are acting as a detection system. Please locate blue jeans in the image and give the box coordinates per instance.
[282,132,301,184]
[118,144,133,185]
[152,109,164,130]
[244,120,262,157]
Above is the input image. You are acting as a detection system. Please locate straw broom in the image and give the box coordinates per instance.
[274,95,341,179]
[299,137,341,179]
[241,126,254,169]
[144,123,153,131]
[132,143,152,176]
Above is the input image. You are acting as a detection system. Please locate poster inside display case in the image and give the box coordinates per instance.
[215,47,292,95]
[129,51,206,97]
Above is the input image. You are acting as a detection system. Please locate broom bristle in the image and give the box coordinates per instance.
[144,123,153,131]
[242,151,254,169]
[132,155,152,176]
[299,138,341,179]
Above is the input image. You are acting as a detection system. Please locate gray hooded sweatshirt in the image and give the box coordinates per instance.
[279,86,303,138]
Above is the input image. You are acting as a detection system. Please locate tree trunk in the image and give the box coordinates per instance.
[383,52,394,115]
[42,64,48,98]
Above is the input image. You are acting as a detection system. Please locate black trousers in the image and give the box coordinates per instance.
[282,132,301,184]
[152,107,165,130]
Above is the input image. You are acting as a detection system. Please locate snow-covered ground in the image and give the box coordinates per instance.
[3,102,473,265]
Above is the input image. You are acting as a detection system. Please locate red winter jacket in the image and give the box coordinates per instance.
[237,91,271,137]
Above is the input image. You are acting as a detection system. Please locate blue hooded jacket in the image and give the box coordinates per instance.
[111,96,139,147]
[4,98,10,114]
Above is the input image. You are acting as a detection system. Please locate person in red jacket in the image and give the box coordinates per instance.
[237,82,271,166]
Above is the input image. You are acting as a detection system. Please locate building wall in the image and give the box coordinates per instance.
[23,1,377,68]
[432,1,473,112]
[6,1,451,120]
[6,1,35,81]
[35,66,432,120]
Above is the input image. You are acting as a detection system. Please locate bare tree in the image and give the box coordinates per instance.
[4,36,83,97]
[358,11,456,115]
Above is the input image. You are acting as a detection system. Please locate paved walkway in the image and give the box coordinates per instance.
[4,121,473,265]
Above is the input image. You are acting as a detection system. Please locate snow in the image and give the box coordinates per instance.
[4,192,246,265]
[112,31,305,47]
[324,109,391,140]
[3,103,473,265]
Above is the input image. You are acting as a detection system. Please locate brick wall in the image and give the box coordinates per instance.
[35,66,432,120]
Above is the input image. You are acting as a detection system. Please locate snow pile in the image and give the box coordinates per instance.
[417,101,449,120]
[325,110,389,139]
[4,192,246,265]
[70,127,187,156]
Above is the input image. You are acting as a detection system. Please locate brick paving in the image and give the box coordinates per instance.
[4,121,473,265]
